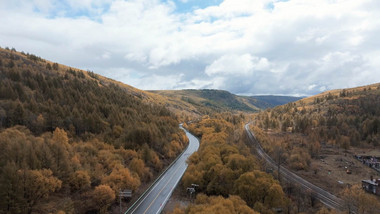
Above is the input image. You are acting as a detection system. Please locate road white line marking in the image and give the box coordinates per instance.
[143,162,183,214]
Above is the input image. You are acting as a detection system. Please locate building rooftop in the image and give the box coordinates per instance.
[362,179,379,186]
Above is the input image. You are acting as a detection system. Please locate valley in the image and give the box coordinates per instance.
[1,47,380,214]
[2,1,380,214]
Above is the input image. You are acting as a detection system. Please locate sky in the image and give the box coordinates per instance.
[1,0,380,96]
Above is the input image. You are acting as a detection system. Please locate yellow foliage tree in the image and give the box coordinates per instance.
[183,194,258,214]
[206,164,234,196]
[289,148,311,170]
[69,170,91,191]
[182,165,205,191]
[92,185,115,214]
[342,184,380,214]
[149,150,163,171]
[20,169,62,213]
[50,128,72,180]
[52,127,69,147]
[129,158,152,182]
[234,171,286,210]
[102,165,140,194]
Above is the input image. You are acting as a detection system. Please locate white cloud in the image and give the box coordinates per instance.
[205,54,270,76]
[101,52,111,59]
[125,53,147,63]
[205,54,252,76]
[134,73,185,90]
[308,84,317,90]
[0,0,380,96]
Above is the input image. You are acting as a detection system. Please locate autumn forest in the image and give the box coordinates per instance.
[1,47,380,214]
[0,48,187,213]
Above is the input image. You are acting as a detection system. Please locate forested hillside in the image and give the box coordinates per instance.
[251,83,380,212]
[151,89,261,114]
[249,95,303,109]
[255,83,380,164]
[152,90,301,116]
[171,113,347,213]
[172,113,289,213]
[0,48,188,213]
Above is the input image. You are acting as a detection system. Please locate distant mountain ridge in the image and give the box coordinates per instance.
[249,95,304,109]
[180,89,258,111]
[0,47,302,120]
[151,89,259,113]
[151,89,303,114]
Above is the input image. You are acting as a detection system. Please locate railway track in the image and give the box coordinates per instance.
[245,123,345,211]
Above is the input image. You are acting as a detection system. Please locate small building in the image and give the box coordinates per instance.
[362,179,380,196]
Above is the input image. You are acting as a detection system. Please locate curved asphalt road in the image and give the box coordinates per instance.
[245,123,345,211]
[126,126,199,214]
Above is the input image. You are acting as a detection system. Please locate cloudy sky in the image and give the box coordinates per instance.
[1,0,380,96]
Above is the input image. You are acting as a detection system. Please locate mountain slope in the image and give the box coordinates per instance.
[0,48,183,148]
[249,95,303,108]
[255,82,380,148]
[0,47,188,213]
[253,83,380,197]
[151,90,303,115]
[151,89,261,114]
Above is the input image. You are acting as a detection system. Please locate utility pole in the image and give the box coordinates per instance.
[274,144,283,182]
[187,184,199,200]
[119,189,132,214]
[191,183,199,189]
